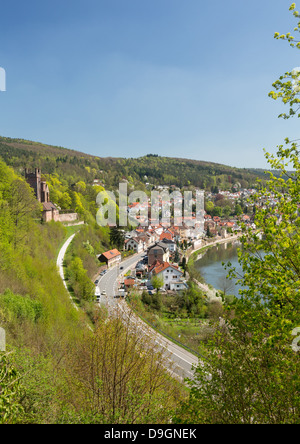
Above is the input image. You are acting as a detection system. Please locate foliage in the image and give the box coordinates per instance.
[62,314,185,424]
[175,135,300,425]
[109,226,125,250]
[0,136,264,194]
[0,290,43,323]
[270,3,300,118]
[0,352,24,424]
[67,257,95,303]
[151,275,164,293]
[175,5,300,422]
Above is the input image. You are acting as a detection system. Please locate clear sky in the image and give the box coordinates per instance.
[0,0,299,168]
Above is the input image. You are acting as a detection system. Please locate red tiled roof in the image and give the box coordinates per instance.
[148,259,164,273]
[101,249,121,260]
[159,232,173,241]
[152,261,183,276]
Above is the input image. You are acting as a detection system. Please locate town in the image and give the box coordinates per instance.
[95,183,261,301]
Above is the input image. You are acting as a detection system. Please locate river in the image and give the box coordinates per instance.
[194,240,244,298]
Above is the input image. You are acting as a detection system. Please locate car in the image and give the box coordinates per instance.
[120,266,124,270]
[102,290,106,295]
[94,279,99,285]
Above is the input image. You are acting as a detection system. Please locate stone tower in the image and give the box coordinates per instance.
[25,168,42,202]
[25,168,50,203]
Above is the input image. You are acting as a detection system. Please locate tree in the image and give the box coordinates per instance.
[65,313,183,423]
[109,226,125,250]
[151,275,164,293]
[270,4,300,119]
[174,249,180,263]
[68,257,95,302]
[175,144,300,424]
[205,200,214,214]
[174,5,300,423]
[3,178,41,250]
[234,203,242,216]
[0,352,24,424]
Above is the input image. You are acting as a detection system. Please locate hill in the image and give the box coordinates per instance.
[0,135,265,191]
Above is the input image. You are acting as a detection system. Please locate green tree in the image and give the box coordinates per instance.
[270,4,300,119]
[0,352,24,424]
[68,257,95,302]
[109,226,125,250]
[175,144,300,424]
[234,203,242,216]
[5,178,41,249]
[151,275,164,294]
[175,5,300,423]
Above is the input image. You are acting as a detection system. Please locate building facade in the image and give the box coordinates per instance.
[147,242,170,266]
[25,168,59,222]
[98,249,122,268]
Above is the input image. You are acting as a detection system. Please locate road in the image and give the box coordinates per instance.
[96,252,200,381]
[56,233,79,311]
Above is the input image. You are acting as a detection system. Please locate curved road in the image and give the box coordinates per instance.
[56,233,78,311]
[57,236,200,381]
[96,252,200,381]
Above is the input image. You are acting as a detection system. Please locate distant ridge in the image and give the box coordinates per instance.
[0,135,270,189]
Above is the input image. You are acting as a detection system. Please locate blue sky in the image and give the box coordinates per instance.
[0,0,299,168]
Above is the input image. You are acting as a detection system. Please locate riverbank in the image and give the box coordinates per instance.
[187,233,242,302]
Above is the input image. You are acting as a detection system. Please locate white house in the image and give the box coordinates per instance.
[161,238,176,253]
[150,261,185,291]
[169,281,188,291]
[125,237,144,253]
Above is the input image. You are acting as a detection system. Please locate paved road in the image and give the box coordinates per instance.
[96,252,200,381]
[96,251,145,311]
[56,233,79,311]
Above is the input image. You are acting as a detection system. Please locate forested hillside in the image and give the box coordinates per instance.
[0,136,263,192]
[0,157,184,423]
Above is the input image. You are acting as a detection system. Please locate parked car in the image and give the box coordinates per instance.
[94,279,99,285]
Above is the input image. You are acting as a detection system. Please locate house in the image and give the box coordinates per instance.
[169,281,188,291]
[124,278,136,290]
[149,261,185,291]
[125,237,144,253]
[98,249,121,268]
[147,242,170,266]
[159,231,173,242]
[161,238,176,253]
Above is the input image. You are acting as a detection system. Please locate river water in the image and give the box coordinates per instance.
[194,240,244,298]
